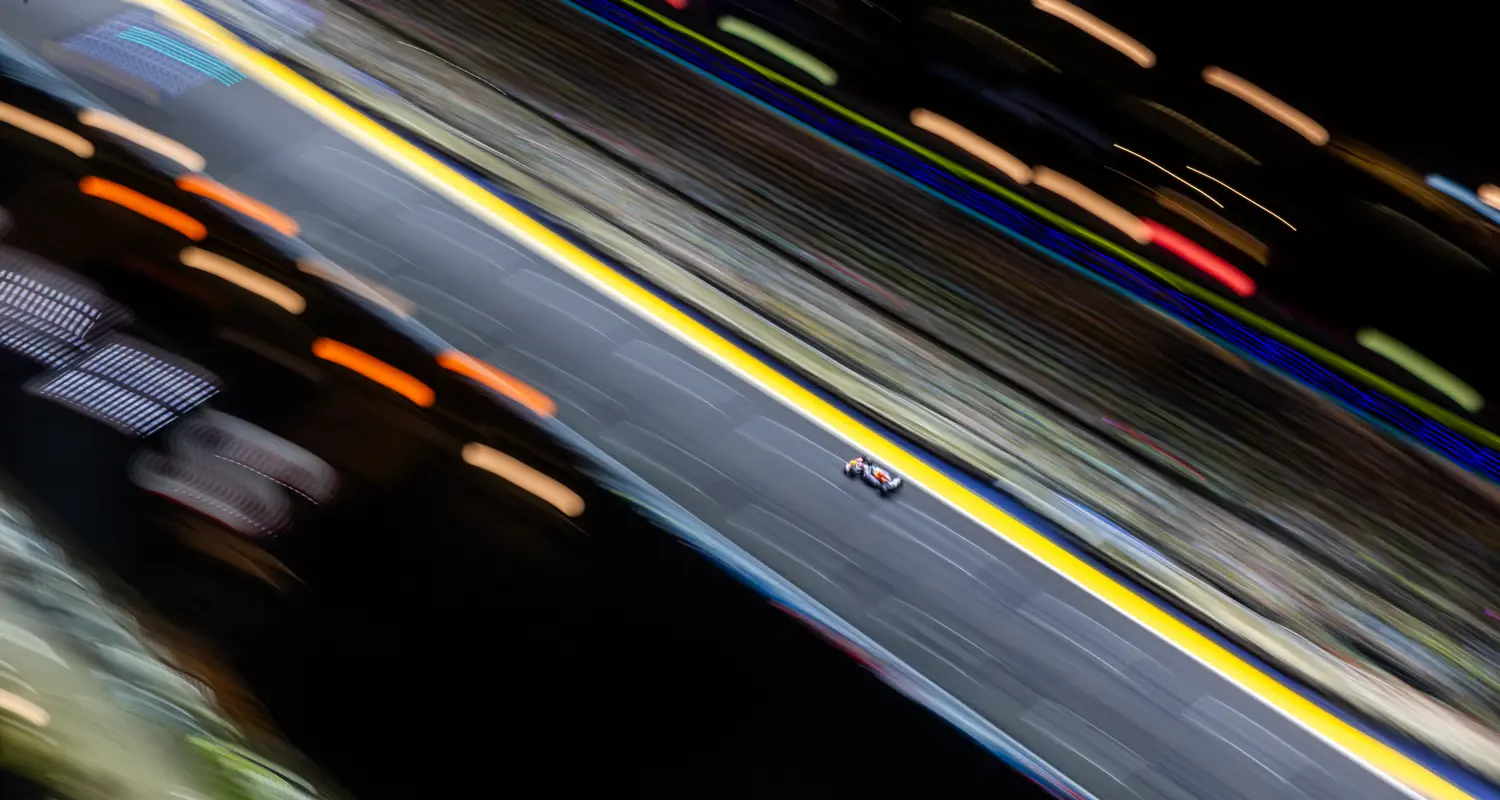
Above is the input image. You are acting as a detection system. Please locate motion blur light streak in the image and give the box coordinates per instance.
[187,410,338,504]
[1031,0,1155,68]
[460,442,585,517]
[296,258,414,318]
[716,17,838,86]
[76,108,205,171]
[1155,187,1269,264]
[1102,165,1155,195]
[1361,203,1488,273]
[176,175,300,236]
[310,337,435,407]
[179,247,306,313]
[132,409,337,536]
[1032,167,1151,243]
[1102,418,1207,482]
[0,689,49,727]
[175,526,299,584]
[1332,141,1464,219]
[201,744,320,799]
[1138,100,1258,164]
[0,102,94,158]
[214,328,324,380]
[437,350,557,418]
[1202,66,1330,145]
[1185,166,1296,231]
[0,621,68,666]
[936,10,1061,73]
[1142,219,1257,296]
[1113,144,1222,207]
[910,109,1032,184]
[1356,329,1483,413]
[1425,175,1500,227]
[78,176,207,240]
[1479,184,1500,213]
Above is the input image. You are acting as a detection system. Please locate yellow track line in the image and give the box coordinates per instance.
[132,2,1469,797]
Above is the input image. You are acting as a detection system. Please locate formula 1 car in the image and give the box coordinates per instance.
[844,456,903,495]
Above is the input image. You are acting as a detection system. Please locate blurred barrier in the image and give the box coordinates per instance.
[180,0,1500,781]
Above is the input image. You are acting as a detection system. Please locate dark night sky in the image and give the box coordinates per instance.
[1043,0,1500,182]
[844,0,1500,179]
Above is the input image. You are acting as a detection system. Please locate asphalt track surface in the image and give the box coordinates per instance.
[0,3,1441,799]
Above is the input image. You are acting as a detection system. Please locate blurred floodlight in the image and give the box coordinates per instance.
[1032,166,1151,243]
[77,108,206,171]
[1202,67,1328,145]
[180,247,306,314]
[0,102,94,158]
[461,443,585,517]
[1032,0,1155,68]
[911,109,1033,184]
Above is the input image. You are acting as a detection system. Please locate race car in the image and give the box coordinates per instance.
[844,456,903,495]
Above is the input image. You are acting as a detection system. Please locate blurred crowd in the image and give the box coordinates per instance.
[215,0,1500,776]
[0,482,328,798]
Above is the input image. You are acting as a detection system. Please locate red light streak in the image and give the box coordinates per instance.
[1143,219,1256,297]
